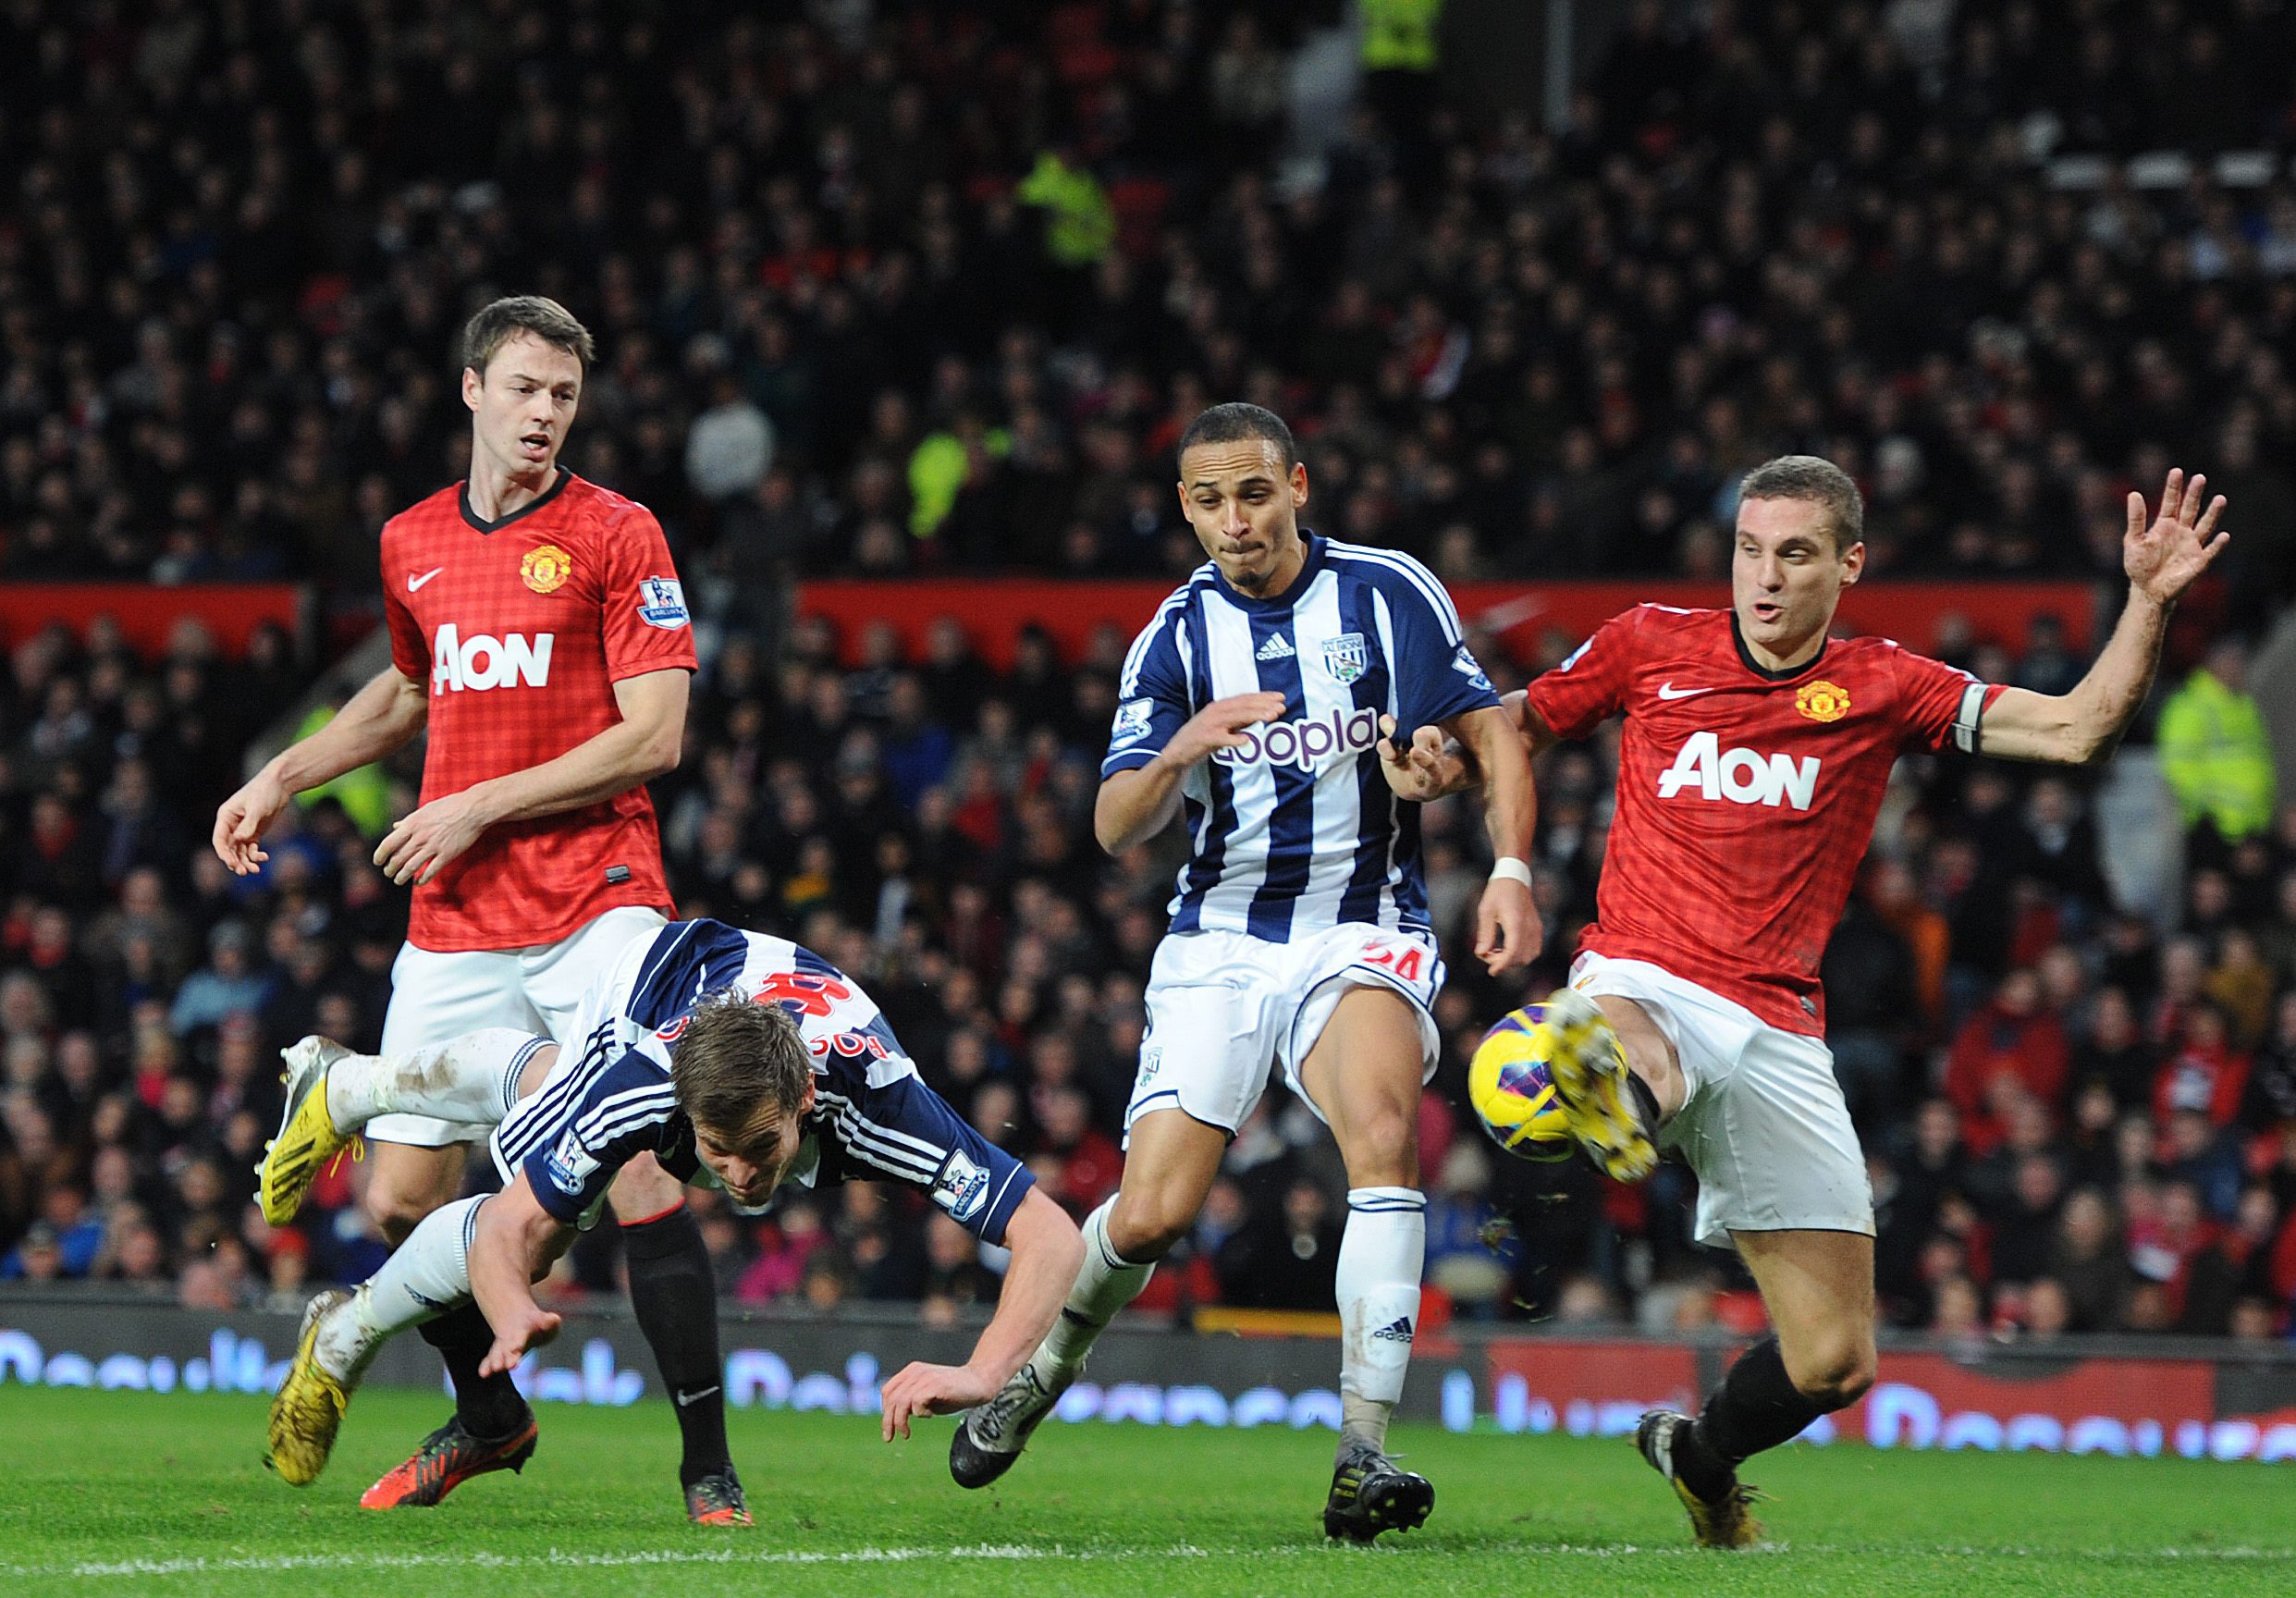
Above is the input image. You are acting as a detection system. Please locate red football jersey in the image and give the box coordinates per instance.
[380,472,697,952]
[1528,605,2003,1036]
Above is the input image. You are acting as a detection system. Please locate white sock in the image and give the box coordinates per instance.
[1336,1186,1426,1453]
[316,1194,485,1380]
[327,1029,549,1130]
[1031,1198,1155,1379]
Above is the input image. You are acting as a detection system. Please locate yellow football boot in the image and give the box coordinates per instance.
[266,1288,358,1486]
[1636,1409,1765,1548]
[1538,988,1659,1182]
[257,1036,356,1225]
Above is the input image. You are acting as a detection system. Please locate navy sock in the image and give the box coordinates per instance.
[622,1204,730,1487]
[1677,1336,1825,1497]
[420,1301,529,1440]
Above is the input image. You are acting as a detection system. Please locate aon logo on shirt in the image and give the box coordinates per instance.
[1657,731,1820,811]
[430,622,554,693]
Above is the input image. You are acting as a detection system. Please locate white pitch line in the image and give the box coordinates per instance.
[8,1541,2293,1581]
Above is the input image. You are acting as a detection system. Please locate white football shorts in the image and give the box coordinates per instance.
[1128,922,1443,1142]
[368,905,669,1149]
[1567,952,1872,1249]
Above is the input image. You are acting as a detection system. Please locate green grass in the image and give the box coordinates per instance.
[1,1387,2290,1596]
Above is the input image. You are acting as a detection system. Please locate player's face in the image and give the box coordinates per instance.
[694,1091,812,1207]
[1731,496,1863,669]
[462,331,583,481]
[1178,439,1309,596]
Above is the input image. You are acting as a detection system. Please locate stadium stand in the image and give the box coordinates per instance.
[0,1,2292,1346]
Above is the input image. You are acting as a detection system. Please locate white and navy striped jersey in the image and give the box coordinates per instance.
[1102,534,1499,941]
[494,919,1034,1244]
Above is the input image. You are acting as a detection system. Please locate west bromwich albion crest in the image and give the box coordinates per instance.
[1321,633,1369,684]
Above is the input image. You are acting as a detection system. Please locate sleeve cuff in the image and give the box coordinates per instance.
[607,656,698,684]
[521,1152,592,1225]
[1100,747,1164,778]
[979,1164,1036,1248]
[1422,684,1503,727]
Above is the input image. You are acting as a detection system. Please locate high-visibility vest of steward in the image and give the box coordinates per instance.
[1361,0,1443,72]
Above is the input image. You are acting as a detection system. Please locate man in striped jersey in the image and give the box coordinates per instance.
[261,918,1084,1493]
[949,404,1539,1542]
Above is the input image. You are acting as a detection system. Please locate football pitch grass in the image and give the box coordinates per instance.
[2,1387,2289,1596]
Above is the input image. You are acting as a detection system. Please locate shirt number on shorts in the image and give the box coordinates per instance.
[1361,942,1429,984]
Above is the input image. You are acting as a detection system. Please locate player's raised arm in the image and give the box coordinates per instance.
[374,665,690,887]
[1977,469,2228,765]
[471,1173,574,1377]
[1092,690,1286,854]
[212,663,428,875]
[878,1186,1086,1442]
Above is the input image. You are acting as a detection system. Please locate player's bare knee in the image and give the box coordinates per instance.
[363,1183,443,1245]
[1335,1103,1418,1189]
[1108,1186,1195,1261]
[605,1153,684,1221]
[1789,1334,1877,1410]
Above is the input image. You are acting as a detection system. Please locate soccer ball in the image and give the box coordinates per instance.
[1467,1005,1576,1162]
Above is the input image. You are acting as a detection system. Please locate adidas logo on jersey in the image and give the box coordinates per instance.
[1370,1316,1415,1344]
[1657,731,1820,811]
[1255,633,1296,661]
[430,623,554,693]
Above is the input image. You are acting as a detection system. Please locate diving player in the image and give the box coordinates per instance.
[261,917,1085,1493]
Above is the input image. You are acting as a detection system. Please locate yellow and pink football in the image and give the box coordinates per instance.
[1467,1004,1576,1162]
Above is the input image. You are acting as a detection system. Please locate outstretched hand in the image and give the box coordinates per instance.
[479,1303,561,1378]
[2125,468,2229,608]
[878,1359,999,1442]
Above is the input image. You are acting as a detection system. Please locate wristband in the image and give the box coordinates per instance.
[1489,857,1533,889]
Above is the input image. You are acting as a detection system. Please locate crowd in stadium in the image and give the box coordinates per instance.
[2,1,2294,1344]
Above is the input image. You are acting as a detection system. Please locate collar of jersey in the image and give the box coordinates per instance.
[1729,610,1829,682]
[1209,529,1325,608]
[460,468,572,535]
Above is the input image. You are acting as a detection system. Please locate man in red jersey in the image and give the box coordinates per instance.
[214,298,745,1525]
[1390,456,2226,1545]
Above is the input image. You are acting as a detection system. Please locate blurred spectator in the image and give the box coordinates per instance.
[1946,968,2071,1132]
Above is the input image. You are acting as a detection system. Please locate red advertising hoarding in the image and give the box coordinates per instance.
[1480,1339,2296,1460]
[0,583,304,658]
[797,579,2098,672]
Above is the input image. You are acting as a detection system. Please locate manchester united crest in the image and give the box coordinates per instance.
[521,543,572,594]
[1796,680,1850,722]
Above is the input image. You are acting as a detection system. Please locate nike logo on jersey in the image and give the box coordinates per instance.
[407,567,445,592]
[1255,633,1296,661]
[1654,682,1712,700]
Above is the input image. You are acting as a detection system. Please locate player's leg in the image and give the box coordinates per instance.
[1540,971,1689,1182]
[260,1030,554,1226]
[952,934,1266,1489]
[1639,1228,1875,1548]
[268,1193,530,1488]
[1295,982,1440,1543]
[949,1106,1227,1489]
[356,943,550,1502]
[528,909,742,1522]
[1632,1021,1872,1547]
